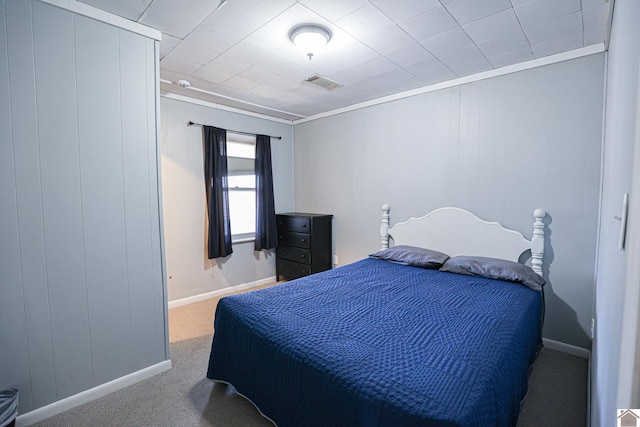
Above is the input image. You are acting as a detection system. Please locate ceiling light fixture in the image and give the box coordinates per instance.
[289,24,331,60]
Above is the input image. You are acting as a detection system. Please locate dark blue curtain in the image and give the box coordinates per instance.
[203,126,232,259]
[254,134,277,251]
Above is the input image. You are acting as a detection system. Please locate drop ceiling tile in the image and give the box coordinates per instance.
[324,36,379,65]
[475,30,530,57]
[139,0,224,38]
[372,0,441,24]
[332,92,374,107]
[531,32,583,57]
[343,77,387,94]
[327,56,397,85]
[419,28,473,55]
[444,0,512,25]
[362,25,417,56]
[201,3,265,40]
[231,0,297,21]
[326,67,369,87]
[582,3,611,29]
[185,24,242,53]
[404,59,456,81]
[169,40,221,66]
[288,84,333,99]
[583,24,608,45]
[268,91,310,107]
[159,33,181,59]
[417,69,460,86]
[386,45,438,67]
[240,66,300,91]
[258,56,309,81]
[581,0,610,7]
[486,47,535,68]
[370,82,415,100]
[400,7,458,41]
[80,0,151,21]
[447,57,493,77]
[201,81,257,99]
[369,67,417,87]
[433,44,492,76]
[160,54,204,75]
[207,54,252,75]
[514,0,581,28]
[336,3,395,40]
[462,9,521,43]
[249,84,286,101]
[298,0,370,22]
[140,15,197,39]
[295,56,353,80]
[524,11,583,45]
[353,56,401,79]
[224,76,261,92]
[224,41,272,66]
[192,64,234,84]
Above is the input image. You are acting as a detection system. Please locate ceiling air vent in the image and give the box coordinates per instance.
[303,74,343,90]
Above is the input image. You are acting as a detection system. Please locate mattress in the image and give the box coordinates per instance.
[207,258,542,426]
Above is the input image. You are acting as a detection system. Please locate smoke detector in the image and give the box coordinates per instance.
[177,79,191,88]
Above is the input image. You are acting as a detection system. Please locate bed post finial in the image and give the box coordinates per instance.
[380,204,390,249]
[531,209,546,276]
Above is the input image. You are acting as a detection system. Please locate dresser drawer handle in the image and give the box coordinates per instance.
[301,254,306,258]
[301,239,307,243]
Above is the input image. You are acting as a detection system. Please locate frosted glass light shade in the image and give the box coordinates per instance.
[289,25,331,60]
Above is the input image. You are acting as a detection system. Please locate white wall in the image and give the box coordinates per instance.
[0,0,166,416]
[592,1,640,425]
[160,96,294,302]
[294,54,605,350]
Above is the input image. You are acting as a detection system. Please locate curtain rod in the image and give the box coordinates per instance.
[188,121,282,140]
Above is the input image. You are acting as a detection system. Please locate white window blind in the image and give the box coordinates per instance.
[227,135,256,241]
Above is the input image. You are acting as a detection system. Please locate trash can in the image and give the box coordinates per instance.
[0,388,18,427]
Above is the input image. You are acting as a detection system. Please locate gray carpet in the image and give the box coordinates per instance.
[35,338,587,426]
[35,336,272,427]
[517,347,589,427]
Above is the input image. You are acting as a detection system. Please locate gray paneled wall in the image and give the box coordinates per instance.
[160,97,294,302]
[293,54,605,350]
[593,1,640,425]
[0,0,166,415]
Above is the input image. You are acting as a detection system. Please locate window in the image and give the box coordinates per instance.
[227,134,256,241]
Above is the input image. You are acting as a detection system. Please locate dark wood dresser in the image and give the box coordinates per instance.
[276,213,333,281]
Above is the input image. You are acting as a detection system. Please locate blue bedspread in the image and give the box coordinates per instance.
[207,258,542,426]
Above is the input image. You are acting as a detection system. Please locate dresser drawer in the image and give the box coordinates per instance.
[277,216,310,233]
[277,246,311,264]
[278,232,310,249]
[275,213,332,282]
[276,258,311,280]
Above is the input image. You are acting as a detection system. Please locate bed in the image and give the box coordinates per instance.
[207,205,547,426]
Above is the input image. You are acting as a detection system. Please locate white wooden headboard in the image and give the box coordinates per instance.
[379,205,546,276]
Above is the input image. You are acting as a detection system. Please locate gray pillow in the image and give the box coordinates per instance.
[369,245,450,269]
[439,256,545,292]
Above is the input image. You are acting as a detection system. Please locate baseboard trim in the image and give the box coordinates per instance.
[16,360,172,426]
[167,276,277,309]
[542,338,591,359]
